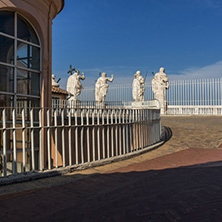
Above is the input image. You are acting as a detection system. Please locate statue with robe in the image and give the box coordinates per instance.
[95,72,113,103]
[152,67,169,114]
[132,71,145,102]
[66,68,85,102]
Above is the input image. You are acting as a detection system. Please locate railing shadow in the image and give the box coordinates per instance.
[161,125,173,142]
[1,160,222,221]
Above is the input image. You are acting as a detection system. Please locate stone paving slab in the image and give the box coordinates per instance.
[106,147,222,173]
[1,148,222,221]
[0,116,222,221]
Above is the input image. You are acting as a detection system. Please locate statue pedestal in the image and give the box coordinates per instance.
[131,101,145,108]
[68,99,81,108]
[128,100,160,109]
[95,101,106,109]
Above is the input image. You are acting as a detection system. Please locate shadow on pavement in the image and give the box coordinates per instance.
[1,161,222,222]
[162,125,173,142]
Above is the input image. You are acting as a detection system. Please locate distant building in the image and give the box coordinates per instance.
[51,74,68,108]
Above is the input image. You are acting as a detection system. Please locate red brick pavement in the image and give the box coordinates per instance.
[106,148,222,173]
[1,148,222,221]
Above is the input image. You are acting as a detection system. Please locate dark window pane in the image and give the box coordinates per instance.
[0,35,14,64]
[31,72,40,96]
[0,11,14,36]
[17,96,40,110]
[17,69,40,96]
[0,65,14,93]
[17,41,40,71]
[17,14,39,45]
[0,94,13,108]
[17,97,40,122]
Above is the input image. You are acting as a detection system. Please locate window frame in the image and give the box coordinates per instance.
[0,11,42,107]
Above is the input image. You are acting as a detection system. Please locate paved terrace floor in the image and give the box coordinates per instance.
[1,116,222,221]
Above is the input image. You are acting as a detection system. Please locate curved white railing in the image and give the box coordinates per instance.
[0,105,162,178]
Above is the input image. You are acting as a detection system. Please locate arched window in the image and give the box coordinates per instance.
[0,11,41,108]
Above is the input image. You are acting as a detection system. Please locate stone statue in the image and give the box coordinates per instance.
[152,67,169,114]
[66,68,85,101]
[95,72,114,103]
[132,71,145,102]
[52,74,60,87]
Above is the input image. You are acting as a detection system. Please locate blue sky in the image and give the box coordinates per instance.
[52,0,222,89]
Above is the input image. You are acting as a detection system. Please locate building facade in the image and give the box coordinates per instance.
[0,0,64,172]
[0,0,64,109]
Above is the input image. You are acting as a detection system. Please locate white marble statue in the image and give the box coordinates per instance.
[52,74,60,87]
[95,72,114,103]
[152,67,169,114]
[66,70,85,101]
[132,71,145,102]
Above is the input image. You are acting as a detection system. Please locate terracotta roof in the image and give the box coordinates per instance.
[52,86,69,95]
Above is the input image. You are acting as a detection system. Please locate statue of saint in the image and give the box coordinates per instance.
[152,67,169,114]
[95,72,114,103]
[67,69,85,101]
[132,71,145,102]
[52,74,60,87]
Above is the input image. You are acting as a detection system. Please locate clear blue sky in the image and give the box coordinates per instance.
[52,0,222,88]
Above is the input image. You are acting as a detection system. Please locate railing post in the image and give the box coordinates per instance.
[39,109,43,171]
[132,109,135,151]
[135,109,138,151]
[12,108,17,175]
[141,109,144,149]
[107,110,110,158]
[2,109,7,177]
[68,109,72,166]
[47,109,51,170]
[22,109,26,173]
[111,109,114,157]
[61,108,65,167]
[81,109,84,164]
[119,109,122,155]
[30,109,35,171]
[97,109,101,160]
[54,109,58,168]
[122,109,125,154]
[115,110,118,156]
[92,109,95,161]
[102,109,105,158]
[125,109,129,153]
[75,109,78,164]
[86,109,90,162]
[129,109,132,153]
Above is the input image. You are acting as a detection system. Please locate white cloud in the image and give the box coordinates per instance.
[57,61,222,90]
[168,60,222,81]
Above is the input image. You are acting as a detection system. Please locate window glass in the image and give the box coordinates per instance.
[0,35,14,64]
[17,97,40,121]
[0,12,41,110]
[17,96,40,109]
[0,65,14,93]
[17,14,39,45]
[0,94,13,108]
[0,11,14,36]
[31,72,40,96]
[17,69,40,96]
[17,41,40,71]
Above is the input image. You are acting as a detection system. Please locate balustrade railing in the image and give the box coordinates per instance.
[78,78,222,116]
[0,106,161,178]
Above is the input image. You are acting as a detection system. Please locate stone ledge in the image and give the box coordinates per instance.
[0,140,164,186]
